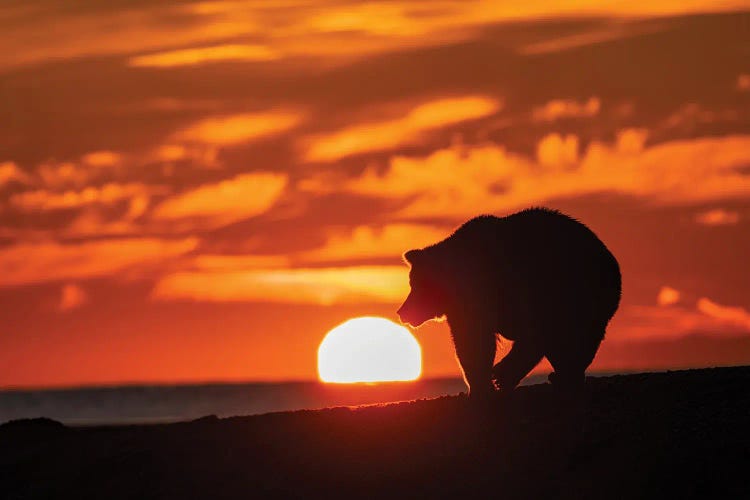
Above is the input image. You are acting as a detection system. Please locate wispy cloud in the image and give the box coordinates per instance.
[661,103,739,131]
[58,283,88,312]
[59,194,151,238]
[152,172,287,228]
[302,224,449,262]
[0,161,32,188]
[695,208,740,226]
[80,151,122,167]
[532,97,600,122]
[34,156,124,190]
[697,297,750,330]
[0,237,198,287]
[150,223,447,303]
[191,254,292,270]
[10,183,163,212]
[2,0,742,70]
[519,24,660,55]
[152,265,408,305]
[610,301,750,341]
[173,111,303,146]
[129,44,279,67]
[303,96,501,162]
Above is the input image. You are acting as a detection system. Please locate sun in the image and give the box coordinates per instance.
[318,316,422,383]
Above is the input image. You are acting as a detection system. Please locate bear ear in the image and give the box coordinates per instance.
[403,249,423,266]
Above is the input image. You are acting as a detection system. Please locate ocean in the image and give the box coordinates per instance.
[0,375,551,426]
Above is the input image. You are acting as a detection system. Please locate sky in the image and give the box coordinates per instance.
[1,1,749,388]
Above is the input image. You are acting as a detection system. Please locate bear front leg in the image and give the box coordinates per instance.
[492,341,543,391]
[449,317,496,398]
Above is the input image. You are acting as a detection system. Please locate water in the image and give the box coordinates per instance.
[0,375,552,426]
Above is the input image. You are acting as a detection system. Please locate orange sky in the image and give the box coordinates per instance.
[1,1,749,388]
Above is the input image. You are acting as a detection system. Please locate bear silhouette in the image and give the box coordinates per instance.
[397,208,621,397]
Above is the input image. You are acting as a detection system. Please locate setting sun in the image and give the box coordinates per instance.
[318,317,422,383]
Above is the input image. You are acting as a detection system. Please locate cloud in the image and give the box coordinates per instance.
[59,283,88,311]
[697,297,750,330]
[10,183,161,212]
[154,144,188,162]
[64,213,138,238]
[335,132,750,218]
[536,133,579,168]
[661,103,739,131]
[303,96,501,162]
[3,1,743,70]
[614,128,649,153]
[34,158,123,190]
[532,97,600,121]
[192,254,291,270]
[657,286,681,306]
[124,195,150,220]
[63,200,150,238]
[695,208,740,226]
[518,22,665,55]
[173,111,303,146]
[337,142,525,212]
[30,189,153,239]
[129,44,279,67]
[152,144,221,170]
[81,151,122,167]
[152,172,287,228]
[0,161,32,188]
[301,2,432,36]
[152,265,408,305]
[609,302,750,341]
[610,292,750,341]
[302,224,448,262]
[35,161,90,189]
[737,74,750,92]
[152,223,447,303]
[0,237,198,287]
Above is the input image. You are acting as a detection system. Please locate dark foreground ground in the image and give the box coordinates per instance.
[2,366,748,499]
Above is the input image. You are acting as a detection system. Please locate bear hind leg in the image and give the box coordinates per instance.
[546,325,604,390]
[492,341,544,391]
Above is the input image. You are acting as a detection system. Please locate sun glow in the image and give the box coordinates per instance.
[318,317,422,383]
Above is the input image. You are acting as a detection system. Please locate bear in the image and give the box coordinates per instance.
[397,207,621,397]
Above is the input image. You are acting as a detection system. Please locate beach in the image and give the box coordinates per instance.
[2,366,747,499]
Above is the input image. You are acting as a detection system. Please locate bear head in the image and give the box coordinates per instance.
[397,248,448,328]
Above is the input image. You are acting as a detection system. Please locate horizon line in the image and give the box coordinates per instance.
[3,365,741,392]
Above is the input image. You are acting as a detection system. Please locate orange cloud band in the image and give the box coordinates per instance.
[152,266,409,305]
[333,133,750,218]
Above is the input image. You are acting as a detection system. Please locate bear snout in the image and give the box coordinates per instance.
[396,307,410,325]
[397,309,427,328]
[396,305,415,326]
